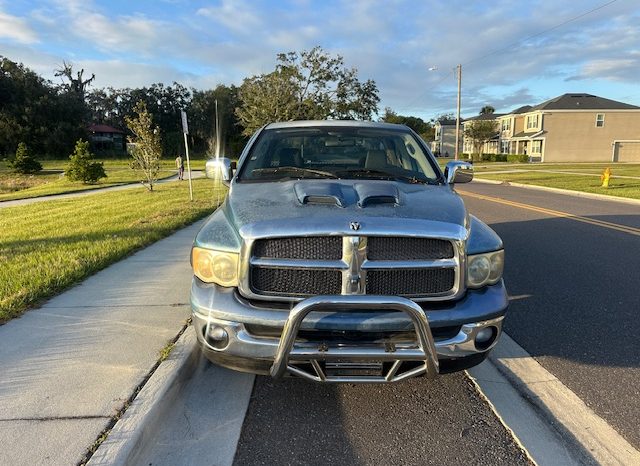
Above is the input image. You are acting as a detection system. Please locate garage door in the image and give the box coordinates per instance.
[613,141,640,162]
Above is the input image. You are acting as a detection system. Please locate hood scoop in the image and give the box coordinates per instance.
[293,181,400,208]
[294,181,345,207]
[355,183,399,207]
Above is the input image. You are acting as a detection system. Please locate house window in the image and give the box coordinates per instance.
[501,141,510,154]
[526,114,539,130]
[531,140,542,154]
[501,119,511,131]
[595,114,605,127]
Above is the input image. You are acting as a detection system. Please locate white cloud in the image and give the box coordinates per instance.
[196,0,263,35]
[3,0,640,120]
[0,11,39,44]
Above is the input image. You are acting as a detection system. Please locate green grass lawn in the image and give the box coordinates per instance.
[0,158,208,202]
[475,171,640,200]
[435,158,640,199]
[0,177,225,323]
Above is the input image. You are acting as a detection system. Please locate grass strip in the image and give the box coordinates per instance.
[0,159,208,201]
[476,171,640,200]
[436,159,640,199]
[0,178,224,323]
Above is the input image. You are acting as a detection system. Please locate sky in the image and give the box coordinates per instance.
[1,0,639,120]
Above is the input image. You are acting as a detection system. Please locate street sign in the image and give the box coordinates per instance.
[181,110,189,134]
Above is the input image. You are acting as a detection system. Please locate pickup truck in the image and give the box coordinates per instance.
[190,120,507,383]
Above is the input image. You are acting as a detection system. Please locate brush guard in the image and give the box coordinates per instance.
[269,295,439,383]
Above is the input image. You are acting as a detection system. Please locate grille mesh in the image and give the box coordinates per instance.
[251,267,342,296]
[366,268,455,295]
[253,237,342,260]
[368,237,453,260]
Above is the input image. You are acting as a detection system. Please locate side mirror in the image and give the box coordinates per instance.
[445,161,473,184]
[205,157,233,186]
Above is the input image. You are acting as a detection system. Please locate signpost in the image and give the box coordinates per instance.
[180,110,194,201]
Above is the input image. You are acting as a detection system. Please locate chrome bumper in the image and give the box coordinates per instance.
[270,296,439,382]
[191,279,507,382]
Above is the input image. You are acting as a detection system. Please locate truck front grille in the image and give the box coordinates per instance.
[251,267,342,296]
[366,269,455,295]
[253,237,342,260]
[367,237,453,260]
[247,236,460,300]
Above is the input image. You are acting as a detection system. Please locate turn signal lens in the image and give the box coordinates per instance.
[192,247,239,287]
[467,250,504,288]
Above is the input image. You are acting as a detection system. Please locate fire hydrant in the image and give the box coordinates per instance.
[601,167,612,188]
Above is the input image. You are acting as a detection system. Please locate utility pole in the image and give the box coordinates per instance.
[454,64,462,161]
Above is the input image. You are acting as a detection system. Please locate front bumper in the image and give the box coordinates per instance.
[191,279,508,382]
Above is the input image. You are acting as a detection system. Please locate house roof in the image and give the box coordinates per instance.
[530,93,639,111]
[88,124,124,133]
[510,105,533,115]
[463,113,504,122]
[436,118,462,126]
[512,130,545,139]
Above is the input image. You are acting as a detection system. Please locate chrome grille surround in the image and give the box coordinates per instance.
[238,218,468,303]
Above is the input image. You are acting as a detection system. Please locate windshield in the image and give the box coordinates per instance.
[238,126,441,183]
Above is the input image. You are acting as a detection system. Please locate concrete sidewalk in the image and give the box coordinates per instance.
[0,220,204,465]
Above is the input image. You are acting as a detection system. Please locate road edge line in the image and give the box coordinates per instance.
[469,333,640,466]
[87,326,198,466]
[473,178,640,205]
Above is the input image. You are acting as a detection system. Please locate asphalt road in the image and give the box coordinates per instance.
[457,181,640,449]
[233,374,529,466]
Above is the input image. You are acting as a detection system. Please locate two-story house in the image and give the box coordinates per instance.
[497,94,640,162]
[431,118,463,157]
[461,113,503,155]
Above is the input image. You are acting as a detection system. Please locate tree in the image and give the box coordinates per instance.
[9,142,41,174]
[125,101,162,191]
[381,108,434,142]
[236,46,380,135]
[55,61,95,100]
[66,139,106,183]
[188,85,247,157]
[479,105,495,115]
[463,120,498,161]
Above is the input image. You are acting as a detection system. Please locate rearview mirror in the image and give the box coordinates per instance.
[205,158,233,186]
[445,161,473,184]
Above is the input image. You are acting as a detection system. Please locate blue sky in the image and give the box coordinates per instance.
[1,0,639,120]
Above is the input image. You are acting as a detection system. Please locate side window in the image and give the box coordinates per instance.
[595,114,605,127]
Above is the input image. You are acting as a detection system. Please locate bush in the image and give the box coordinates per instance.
[66,139,107,184]
[479,153,508,162]
[506,153,529,163]
[9,142,42,174]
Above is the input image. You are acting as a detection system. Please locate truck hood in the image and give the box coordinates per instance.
[223,179,469,240]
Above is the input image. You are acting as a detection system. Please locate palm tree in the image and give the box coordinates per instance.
[479,105,495,115]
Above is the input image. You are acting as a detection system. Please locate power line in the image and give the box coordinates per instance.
[462,0,619,68]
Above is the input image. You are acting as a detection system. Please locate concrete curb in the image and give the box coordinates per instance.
[473,177,640,205]
[87,326,198,466]
[468,334,640,466]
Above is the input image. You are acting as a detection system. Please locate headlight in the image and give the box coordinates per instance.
[467,250,504,288]
[192,247,239,287]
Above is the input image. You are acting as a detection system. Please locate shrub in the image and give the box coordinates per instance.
[506,153,529,163]
[9,142,42,174]
[480,154,508,162]
[66,139,107,184]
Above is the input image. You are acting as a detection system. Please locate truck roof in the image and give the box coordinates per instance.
[264,120,409,131]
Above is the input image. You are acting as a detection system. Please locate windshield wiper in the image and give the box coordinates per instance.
[336,169,435,185]
[250,167,338,179]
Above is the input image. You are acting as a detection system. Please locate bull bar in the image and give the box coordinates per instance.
[269,295,440,383]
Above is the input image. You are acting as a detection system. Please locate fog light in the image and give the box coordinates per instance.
[205,325,229,350]
[475,327,496,350]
